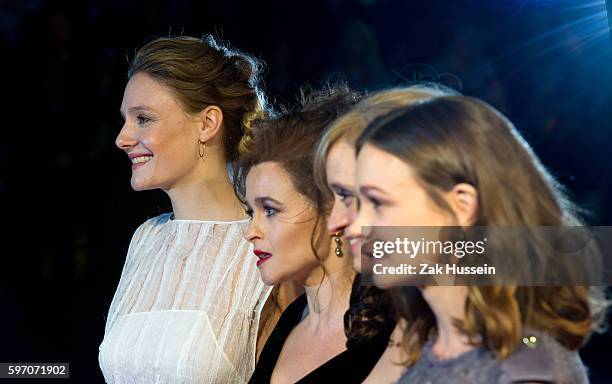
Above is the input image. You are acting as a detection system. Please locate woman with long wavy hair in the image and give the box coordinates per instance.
[346,95,608,383]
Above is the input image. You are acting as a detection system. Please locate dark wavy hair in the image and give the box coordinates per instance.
[234,83,361,226]
[234,83,362,342]
[344,274,396,348]
[235,84,395,347]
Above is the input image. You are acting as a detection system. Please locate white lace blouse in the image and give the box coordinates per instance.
[99,213,270,384]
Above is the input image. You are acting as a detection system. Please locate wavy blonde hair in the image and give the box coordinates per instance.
[356,95,608,365]
[313,85,452,208]
[311,84,452,348]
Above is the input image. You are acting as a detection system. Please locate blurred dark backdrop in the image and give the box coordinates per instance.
[1,0,611,382]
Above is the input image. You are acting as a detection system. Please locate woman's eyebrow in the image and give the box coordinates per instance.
[254,196,283,206]
[330,182,353,192]
[359,185,389,196]
[120,105,156,118]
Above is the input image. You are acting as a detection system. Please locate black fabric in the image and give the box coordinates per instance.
[249,293,394,383]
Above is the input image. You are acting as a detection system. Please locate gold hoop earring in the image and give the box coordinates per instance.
[334,232,343,257]
[198,141,206,160]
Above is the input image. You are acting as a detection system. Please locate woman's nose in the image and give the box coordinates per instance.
[245,219,262,242]
[115,122,138,151]
[345,205,368,240]
[327,204,349,234]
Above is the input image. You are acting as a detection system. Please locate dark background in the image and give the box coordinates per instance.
[1,0,611,382]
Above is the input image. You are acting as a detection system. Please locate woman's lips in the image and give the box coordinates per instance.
[129,154,154,170]
[256,255,272,266]
[254,250,272,267]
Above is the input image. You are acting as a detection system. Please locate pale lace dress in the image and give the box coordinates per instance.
[99,213,270,384]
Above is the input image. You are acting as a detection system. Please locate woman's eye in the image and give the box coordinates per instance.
[335,188,354,205]
[264,206,278,217]
[244,208,253,218]
[137,115,151,125]
[338,191,351,201]
[367,196,382,209]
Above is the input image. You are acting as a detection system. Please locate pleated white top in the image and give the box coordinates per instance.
[99,213,270,384]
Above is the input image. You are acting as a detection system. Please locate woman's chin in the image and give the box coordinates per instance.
[259,271,278,286]
[262,278,278,287]
[130,178,153,191]
[351,256,362,273]
[373,275,401,290]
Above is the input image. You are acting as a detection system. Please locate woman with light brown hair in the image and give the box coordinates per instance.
[313,85,449,383]
[99,35,271,383]
[345,95,608,383]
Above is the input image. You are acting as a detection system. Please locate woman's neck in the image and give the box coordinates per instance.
[301,251,354,331]
[422,286,473,360]
[166,159,245,221]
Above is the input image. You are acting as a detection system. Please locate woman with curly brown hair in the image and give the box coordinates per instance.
[235,85,398,383]
[99,35,271,383]
[346,95,608,383]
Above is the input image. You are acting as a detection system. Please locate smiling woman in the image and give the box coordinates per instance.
[99,35,272,384]
[117,72,209,193]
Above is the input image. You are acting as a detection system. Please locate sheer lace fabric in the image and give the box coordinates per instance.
[99,213,270,383]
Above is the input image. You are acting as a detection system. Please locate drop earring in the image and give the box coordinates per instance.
[198,140,206,160]
[334,232,343,257]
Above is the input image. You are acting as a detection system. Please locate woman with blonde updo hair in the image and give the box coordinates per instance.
[99,35,271,383]
[313,85,450,383]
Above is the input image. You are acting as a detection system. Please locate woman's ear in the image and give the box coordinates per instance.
[444,183,478,226]
[198,105,224,143]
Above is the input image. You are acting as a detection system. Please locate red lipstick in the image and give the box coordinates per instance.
[254,249,272,267]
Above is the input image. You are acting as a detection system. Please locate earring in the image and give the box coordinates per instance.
[334,232,343,257]
[198,140,206,160]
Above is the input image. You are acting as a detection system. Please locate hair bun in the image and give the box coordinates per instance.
[129,34,270,163]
